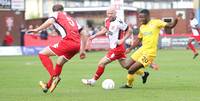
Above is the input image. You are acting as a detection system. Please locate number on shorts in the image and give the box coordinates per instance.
[142,56,148,63]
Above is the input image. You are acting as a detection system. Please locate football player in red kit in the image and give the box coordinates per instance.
[27,4,88,93]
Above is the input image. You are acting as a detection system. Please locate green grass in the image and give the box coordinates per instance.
[0,49,200,101]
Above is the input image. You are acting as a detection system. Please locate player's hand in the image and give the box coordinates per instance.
[80,52,86,59]
[27,29,39,34]
[125,49,131,54]
[177,13,183,20]
[89,35,95,41]
[115,40,123,45]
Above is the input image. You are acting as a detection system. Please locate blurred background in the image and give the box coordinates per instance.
[0,0,199,56]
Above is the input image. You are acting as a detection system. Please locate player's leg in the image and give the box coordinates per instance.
[47,56,68,92]
[120,60,143,88]
[55,56,68,76]
[39,47,56,77]
[188,38,198,59]
[49,41,80,93]
[120,53,154,88]
[122,57,137,88]
[118,59,148,83]
[82,57,112,86]
[38,47,56,93]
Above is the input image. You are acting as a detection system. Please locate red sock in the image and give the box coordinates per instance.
[47,64,63,88]
[189,44,198,54]
[47,78,52,88]
[55,63,63,76]
[94,66,105,80]
[39,53,56,77]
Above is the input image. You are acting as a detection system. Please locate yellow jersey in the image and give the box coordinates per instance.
[138,19,167,56]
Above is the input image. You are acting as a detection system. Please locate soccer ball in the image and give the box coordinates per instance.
[102,79,115,90]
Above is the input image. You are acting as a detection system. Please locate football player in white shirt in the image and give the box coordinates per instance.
[82,6,157,86]
[188,12,200,59]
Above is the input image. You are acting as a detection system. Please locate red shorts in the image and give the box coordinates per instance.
[49,39,80,60]
[105,48,127,61]
[189,35,200,43]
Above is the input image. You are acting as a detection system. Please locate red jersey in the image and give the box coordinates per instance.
[49,12,82,43]
[4,35,13,45]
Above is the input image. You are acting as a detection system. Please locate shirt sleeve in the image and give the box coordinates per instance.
[157,20,167,28]
[104,18,108,29]
[49,12,58,20]
[76,21,83,33]
[118,20,128,31]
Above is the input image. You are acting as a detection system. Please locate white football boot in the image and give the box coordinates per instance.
[81,78,96,86]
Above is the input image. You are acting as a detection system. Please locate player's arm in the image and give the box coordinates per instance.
[165,13,183,28]
[27,18,55,34]
[115,27,133,45]
[89,27,107,40]
[79,30,88,59]
[125,38,142,54]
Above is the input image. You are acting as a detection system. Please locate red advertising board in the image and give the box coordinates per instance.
[24,35,110,50]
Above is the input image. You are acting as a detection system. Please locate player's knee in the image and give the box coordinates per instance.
[128,70,135,74]
[56,62,65,66]
[123,65,129,70]
[98,61,105,67]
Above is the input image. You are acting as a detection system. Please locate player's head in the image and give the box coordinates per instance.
[52,4,64,12]
[6,31,10,35]
[190,12,195,20]
[106,6,116,21]
[139,9,150,25]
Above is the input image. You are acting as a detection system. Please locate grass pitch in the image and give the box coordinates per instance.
[0,49,200,101]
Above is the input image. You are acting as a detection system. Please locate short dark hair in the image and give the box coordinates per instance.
[191,12,195,16]
[52,4,64,12]
[139,9,150,16]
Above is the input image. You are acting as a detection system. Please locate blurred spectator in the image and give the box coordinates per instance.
[26,25,34,35]
[26,25,39,39]
[92,27,99,35]
[132,25,142,49]
[40,29,48,40]
[35,25,39,28]
[100,25,104,30]
[35,25,42,34]
[46,25,54,34]
[19,23,26,46]
[87,27,93,36]
[2,31,13,46]
[46,27,53,35]
[159,28,166,35]
[133,25,139,35]
[49,29,58,37]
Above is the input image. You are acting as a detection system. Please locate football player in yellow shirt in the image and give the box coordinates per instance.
[120,9,183,88]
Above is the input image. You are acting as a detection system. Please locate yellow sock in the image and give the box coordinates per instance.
[127,74,135,86]
[135,69,144,76]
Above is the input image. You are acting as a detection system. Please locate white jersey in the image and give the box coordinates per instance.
[105,17,129,49]
[190,18,199,36]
